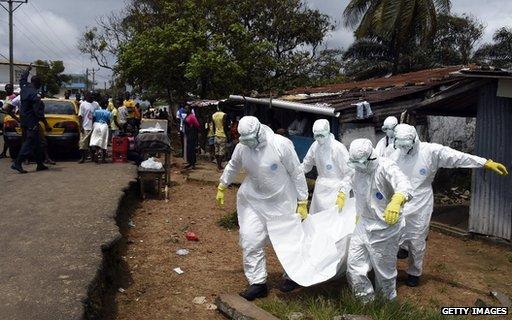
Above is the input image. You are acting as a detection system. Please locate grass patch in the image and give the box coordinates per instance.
[507,253,512,263]
[217,211,238,229]
[258,288,463,320]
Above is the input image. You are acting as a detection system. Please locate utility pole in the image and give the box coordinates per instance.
[0,0,28,85]
[85,68,89,91]
[91,68,99,90]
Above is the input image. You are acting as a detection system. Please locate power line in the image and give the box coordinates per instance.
[29,2,78,54]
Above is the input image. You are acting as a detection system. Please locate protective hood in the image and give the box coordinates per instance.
[313,119,331,145]
[348,138,377,173]
[382,116,398,138]
[394,124,420,156]
[238,116,270,149]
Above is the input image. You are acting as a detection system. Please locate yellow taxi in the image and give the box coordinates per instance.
[3,98,80,158]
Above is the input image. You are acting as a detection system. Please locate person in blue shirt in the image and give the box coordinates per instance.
[89,99,111,163]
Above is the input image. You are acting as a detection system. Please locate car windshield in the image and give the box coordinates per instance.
[44,101,76,115]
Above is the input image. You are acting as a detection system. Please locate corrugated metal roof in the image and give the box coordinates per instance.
[287,66,467,95]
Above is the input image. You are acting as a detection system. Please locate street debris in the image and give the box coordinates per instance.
[128,220,136,228]
[288,311,304,320]
[118,288,126,293]
[193,296,207,304]
[206,303,217,310]
[173,267,184,274]
[176,249,190,256]
[185,231,199,241]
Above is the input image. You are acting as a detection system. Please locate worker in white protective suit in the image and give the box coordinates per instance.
[346,138,413,302]
[215,116,309,301]
[374,116,398,158]
[302,119,352,214]
[391,124,509,287]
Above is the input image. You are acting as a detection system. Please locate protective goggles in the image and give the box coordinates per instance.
[348,156,375,170]
[394,137,414,149]
[381,124,397,132]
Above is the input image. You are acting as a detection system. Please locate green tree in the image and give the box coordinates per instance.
[474,27,512,69]
[33,60,70,96]
[343,0,451,71]
[83,0,335,100]
[432,14,484,65]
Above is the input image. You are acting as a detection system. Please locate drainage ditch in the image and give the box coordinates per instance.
[83,181,140,320]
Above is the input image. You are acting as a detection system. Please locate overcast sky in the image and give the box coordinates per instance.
[0,0,510,82]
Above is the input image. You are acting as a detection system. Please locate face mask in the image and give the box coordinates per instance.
[314,133,328,145]
[239,125,261,149]
[348,157,371,172]
[394,138,414,153]
[240,138,258,149]
[382,125,396,138]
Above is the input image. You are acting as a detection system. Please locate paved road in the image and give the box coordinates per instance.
[0,142,136,320]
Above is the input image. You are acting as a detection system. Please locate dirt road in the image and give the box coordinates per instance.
[116,159,512,319]
[0,152,136,320]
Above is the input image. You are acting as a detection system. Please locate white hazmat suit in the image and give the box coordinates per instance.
[347,139,412,301]
[391,124,489,279]
[302,119,352,214]
[219,116,309,285]
[374,116,398,158]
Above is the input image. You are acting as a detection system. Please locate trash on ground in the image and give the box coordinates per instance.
[128,220,136,228]
[288,312,304,320]
[192,296,207,304]
[118,288,126,293]
[185,231,199,241]
[206,303,217,310]
[173,267,184,274]
[176,249,190,256]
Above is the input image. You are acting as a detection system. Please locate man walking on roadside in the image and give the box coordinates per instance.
[11,65,51,173]
[212,106,228,170]
[78,91,98,164]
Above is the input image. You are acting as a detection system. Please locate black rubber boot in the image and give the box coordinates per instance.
[278,278,300,293]
[239,284,268,301]
[406,275,420,287]
[11,162,27,174]
[36,164,49,171]
[397,248,409,259]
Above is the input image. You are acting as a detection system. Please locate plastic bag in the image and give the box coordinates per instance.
[140,157,163,170]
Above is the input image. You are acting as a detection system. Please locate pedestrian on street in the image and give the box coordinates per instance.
[90,99,111,163]
[0,84,19,158]
[184,107,200,169]
[212,106,228,170]
[116,96,128,133]
[78,91,98,164]
[176,104,187,157]
[11,65,51,173]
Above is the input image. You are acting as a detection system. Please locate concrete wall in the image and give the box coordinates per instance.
[427,116,476,153]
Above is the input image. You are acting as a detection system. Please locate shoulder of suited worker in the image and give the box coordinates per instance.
[376,156,401,173]
[271,131,295,152]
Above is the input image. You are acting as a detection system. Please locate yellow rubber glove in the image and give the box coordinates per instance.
[336,192,346,210]
[484,160,509,176]
[297,201,308,220]
[383,193,407,225]
[216,183,227,206]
